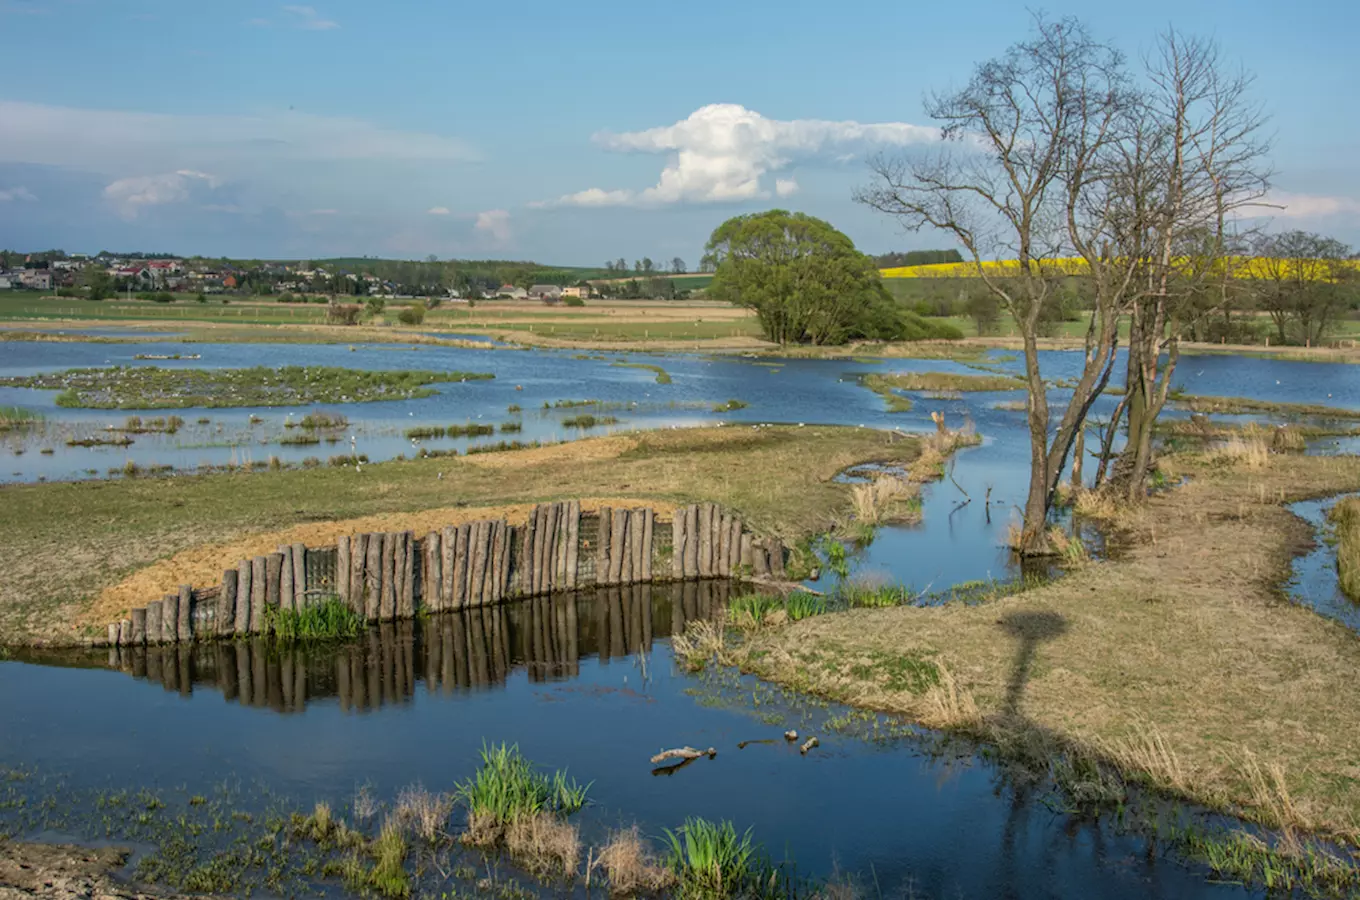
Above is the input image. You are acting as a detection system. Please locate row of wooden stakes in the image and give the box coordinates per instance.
[105,502,788,647]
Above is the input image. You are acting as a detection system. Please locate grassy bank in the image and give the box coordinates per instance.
[0,366,493,410]
[0,426,922,644]
[685,450,1360,844]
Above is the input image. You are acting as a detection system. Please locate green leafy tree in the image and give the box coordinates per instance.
[82,268,114,302]
[703,210,900,345]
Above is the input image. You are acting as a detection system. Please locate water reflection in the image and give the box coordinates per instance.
[96,581,737,713]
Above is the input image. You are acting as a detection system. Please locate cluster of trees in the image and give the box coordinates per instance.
[857,15,1279,554]
[702,210,960,345]
[603,257,689,276]
[871,249,964,268]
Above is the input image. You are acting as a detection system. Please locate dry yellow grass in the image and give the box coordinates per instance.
[505,813,581,878]
[738,452,1360,836]
[0,425,923,644]
[592,826,676,895]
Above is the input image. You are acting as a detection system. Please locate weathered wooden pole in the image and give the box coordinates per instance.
[178,584,193,643]
[468,521,488,607]
[235,560,252,634]
[440,525,456,607]
[492,520,509,602]
[717,513,732,577]
[685,505,700,578]
[672,510,687,580]
[628,510,645,583]
[425,531,443,611]
[697,504,713,578]
[392,533,407,614]
[595,508,612,588]
[452,523,470,609]
[380,533,397,620]
[641,508,654,582]
[364,534,382,621]
[219,569,238,638]
[740,532,754,575]
[118,619,132,647]
[146,600,164,646]
[565,501,581,590]
[349,534,368,612]
[160,593,178,644]
[107,622,120,646]
[131,607,147,645]
[610,508,628,585]
[291,542,306,608]
[752,540,770,579]
[279,546,295,615]
[400,531,416,618]
[337,536,352,607]
[265,553,284,630]
[250,556,267,633]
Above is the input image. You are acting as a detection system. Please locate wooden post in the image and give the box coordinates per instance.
[235,560,252,635]
[753,540,770,579]
[178,584,193,643]
[118,619,132,647]
[265,552,284,629]
[161,593,178,643]
[526,505,542,595]
[400,532,415,618]
[698,504,713,578]
[727,518,742,576]
[672,510,687,580]
[107,623,120,646]
[740,532,754,575]
[440,526,456,607]
[452,523,470,608]
[350,535,367,614]
[425,531,442,611]
[279,546,295,614]
[291,542,306,607]
[556,503,570,588]
[500,520,512,599]
[491,520,507,602]
[565,501,580,590]
[146,601,163,646]
[768,539,786,579]
[534,504,552,594]
[610,508,628,585]
[628,510,644,583]
[642,508,654,582]
[364,534,382,621]
[468,521,488,606]
[337,536,352,608]
[717,513,732,577]
[219,569,237,638]
[131,607,147,645]
[381,533,397,620]
[596,508,612,587]
[250,556,267,633]
[686,505,700,578]
[392,532,407,613]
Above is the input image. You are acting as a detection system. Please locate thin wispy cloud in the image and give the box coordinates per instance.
[0,186,36,202]
[282,5,338,30]
[1260,191,1360,221]
[538,103,940,208]
[427,206,450,215]
[249,5,338,30]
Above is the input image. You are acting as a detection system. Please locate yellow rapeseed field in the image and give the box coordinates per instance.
[880,257,1360,280]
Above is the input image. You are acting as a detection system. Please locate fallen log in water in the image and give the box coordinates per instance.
[800,737,820,755]
[649,746,717,765]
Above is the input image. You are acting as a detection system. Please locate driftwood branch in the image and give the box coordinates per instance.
[649,747,716,765]
[799,737,820,755]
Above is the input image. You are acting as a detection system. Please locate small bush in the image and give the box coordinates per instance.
[396,304,426,326]
[564,295,586,307]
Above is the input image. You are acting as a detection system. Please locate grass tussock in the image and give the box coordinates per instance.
[594,826,676,895]
[849,475,919,525]
[265,597,365,641]
[455,743,590,849]
[663,818,776,900]
[505,812,581,878]
[563,414,620,429]
[390,784,453,843]
[871,371,1025,394]
[1206,432,1271,469]
[611,361,672,384]
[0,405,42,430]
[917,661,980,730]
[1328,497,1360,601]
[860,374,913,412]
[671,619,731,671]
[712,399,749,413]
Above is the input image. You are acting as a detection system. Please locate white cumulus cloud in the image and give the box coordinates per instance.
[282,5,338,30]
[0,186,36,202]
[541,103,940,208]
[427,206,450,215]
[102,170,220,219]
[475,209,511,243]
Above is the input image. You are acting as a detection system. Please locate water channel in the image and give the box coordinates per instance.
[3,334,1358,898]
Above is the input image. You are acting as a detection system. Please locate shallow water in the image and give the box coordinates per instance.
[1,582,1252,899]
[4,337,1357,897]
[1285,494,1360,631]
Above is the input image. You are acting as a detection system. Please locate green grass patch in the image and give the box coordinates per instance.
[0,366,494,410]
[712,399,748,413]
[1329,498,1360,602]
[611,361,672,384]
[264,597,365,641]
[663,817,779,900]
[860,374,915,412]
[455,743,590,830]
[870,371,1025,393]
[562,414,619,429]
[0,406,42,430]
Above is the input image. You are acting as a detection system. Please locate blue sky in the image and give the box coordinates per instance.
[1,0,1357,264]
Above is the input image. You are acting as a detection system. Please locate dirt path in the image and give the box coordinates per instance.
[0,842,187,900]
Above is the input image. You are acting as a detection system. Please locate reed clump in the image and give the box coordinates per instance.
[455,743,590,851]
[1327,497,1360,601]
[265,597,365,641]
[595,826,676,894]
[663,817,778,900]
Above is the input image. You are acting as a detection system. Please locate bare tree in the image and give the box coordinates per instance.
[1251,230,1353,346]
[1104,30,1271,498]
[856,15,1138,556]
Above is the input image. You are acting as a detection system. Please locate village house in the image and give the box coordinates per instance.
[528,284,563,302]
[496,284,528,300]
[561,285,589,300]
